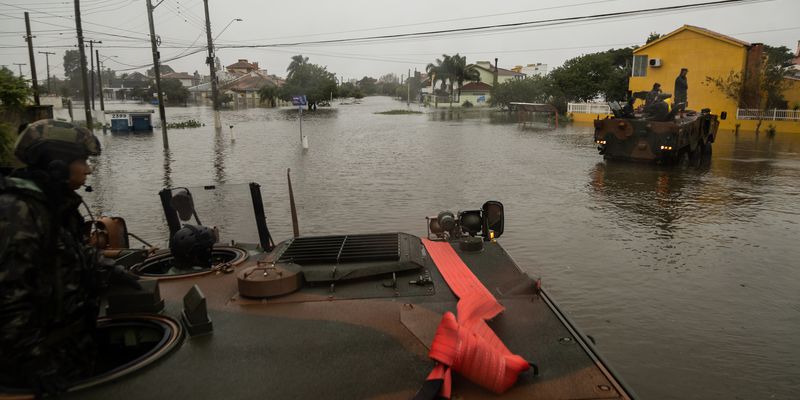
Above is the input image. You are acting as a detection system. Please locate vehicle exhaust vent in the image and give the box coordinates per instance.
[278,233,400,265]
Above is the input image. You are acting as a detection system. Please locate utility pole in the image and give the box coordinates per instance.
[74,0,92,128]
[203,0,221,129]
[86,39,101,110]
[24,12,40,105]
[407,68,410,105]
[146,0,168,149]
[39,51,55,93]
[96,49,104,111]
[13,63,25,77]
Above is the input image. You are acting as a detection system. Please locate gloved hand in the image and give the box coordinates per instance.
[108,264,142,290]
[94,252,142,290]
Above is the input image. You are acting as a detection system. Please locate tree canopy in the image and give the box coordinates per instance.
[286,55,309,80]
[280,58,337,109]
[425,53,480,105]
[148,78,188,105]
[549,47,633,103]
[0,67,31,111]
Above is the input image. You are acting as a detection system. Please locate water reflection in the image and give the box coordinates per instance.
[213,130,226,184]
[277,107,338,121]
[588,161,693,236]
[77,98,800,400]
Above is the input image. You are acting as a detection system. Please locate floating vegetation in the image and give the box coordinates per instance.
[374,109,423,115]
[166,119,204,129]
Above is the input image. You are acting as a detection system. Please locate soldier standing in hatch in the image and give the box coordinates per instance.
[674,68,688,110]
[0,120,136,395]
[645,83,662,106]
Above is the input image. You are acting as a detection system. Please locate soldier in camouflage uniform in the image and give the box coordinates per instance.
[0,120,102,394]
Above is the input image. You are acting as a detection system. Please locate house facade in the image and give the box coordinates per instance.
[629,25,800,130]
[472,61,525,86]
[226,59,260,74]
[458,82,492,107]
[423,61,524,107]
[161,72,196,87]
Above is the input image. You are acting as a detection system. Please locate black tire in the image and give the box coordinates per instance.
[689,143,702,167]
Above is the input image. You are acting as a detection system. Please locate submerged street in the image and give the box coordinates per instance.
[75,96,799,400]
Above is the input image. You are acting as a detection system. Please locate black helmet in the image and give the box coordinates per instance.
[170,224,217,270]
[14,119,101,166]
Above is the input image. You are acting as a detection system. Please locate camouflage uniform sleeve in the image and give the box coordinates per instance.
[0,194,63,387]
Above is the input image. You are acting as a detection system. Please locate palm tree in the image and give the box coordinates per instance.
[449,53,480,104]
[426,54,452,99]
[286,55,309,79]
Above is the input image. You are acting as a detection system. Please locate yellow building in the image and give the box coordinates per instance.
[629,25,800,132]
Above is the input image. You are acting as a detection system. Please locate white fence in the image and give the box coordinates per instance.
[736,108,800,121]
[567,102,611,114]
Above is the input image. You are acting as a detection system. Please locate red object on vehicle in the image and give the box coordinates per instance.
[421,239,530,398]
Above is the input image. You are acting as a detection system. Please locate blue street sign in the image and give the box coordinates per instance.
[291,95,307,106]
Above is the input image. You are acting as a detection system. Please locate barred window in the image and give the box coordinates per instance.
[632,55,648,77]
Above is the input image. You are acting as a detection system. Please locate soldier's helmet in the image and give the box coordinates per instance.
[14,119,101,167]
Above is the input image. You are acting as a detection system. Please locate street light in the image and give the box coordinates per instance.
[214,18,242,42]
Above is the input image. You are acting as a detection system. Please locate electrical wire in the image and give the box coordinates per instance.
[216,0,771,49]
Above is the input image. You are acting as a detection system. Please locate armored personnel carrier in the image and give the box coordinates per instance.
[593,93,723,164]
[2,180,635,400]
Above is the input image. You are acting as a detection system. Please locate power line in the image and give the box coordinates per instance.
[217,0,770,49]
[235,0,625,44]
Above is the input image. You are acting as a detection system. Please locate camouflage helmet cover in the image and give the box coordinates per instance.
[14,119,101,166]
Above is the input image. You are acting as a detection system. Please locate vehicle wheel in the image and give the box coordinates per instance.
[700,142,713,166]
[703,142,713,158]
[675,149,689,167]
[689,143,702,167]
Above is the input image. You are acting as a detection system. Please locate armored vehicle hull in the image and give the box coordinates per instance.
[1,185,635,399]
[593,111,719,164]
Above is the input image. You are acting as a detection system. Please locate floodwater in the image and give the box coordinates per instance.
[73,96,799,399]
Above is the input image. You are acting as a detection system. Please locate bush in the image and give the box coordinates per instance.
[166,119,204,129]
[0,123,20,167]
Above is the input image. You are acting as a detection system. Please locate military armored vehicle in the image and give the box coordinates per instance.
[593,93,723,164]
[1,180,635,399]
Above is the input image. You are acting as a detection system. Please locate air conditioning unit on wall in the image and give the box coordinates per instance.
[649,58,662,67]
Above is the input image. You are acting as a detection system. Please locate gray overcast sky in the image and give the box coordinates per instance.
[0,0,798,81]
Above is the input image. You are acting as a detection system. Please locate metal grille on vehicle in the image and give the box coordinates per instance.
[277,233,400,265]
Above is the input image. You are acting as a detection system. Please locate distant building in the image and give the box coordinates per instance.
[792,40,800,78]
[189,70,287,107]
[458,82,493,107]
[226,59,261,74]
[161,72,196,87]
[512,63,548,77]
[472,61,525,85]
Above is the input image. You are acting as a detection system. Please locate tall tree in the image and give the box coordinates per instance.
[62,49,82,97]
[646,32,662,44]
[549,47,633,103]
[280,58,337,110]
[286,55,309,80]
[148,78,189,105]
[426,54,452,95]
[449,53,480,104]
[0,66,31,111]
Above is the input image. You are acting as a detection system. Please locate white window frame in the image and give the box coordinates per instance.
[632,55,648,77]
